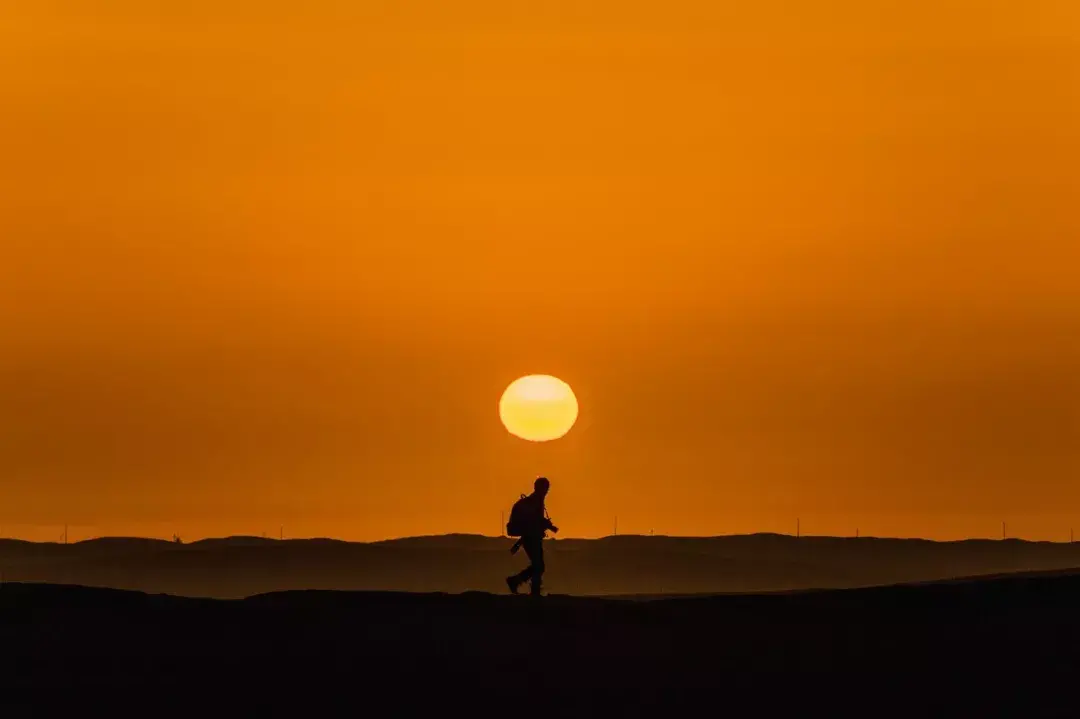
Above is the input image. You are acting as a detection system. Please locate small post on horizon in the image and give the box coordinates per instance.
[614,516,618,537]
[279,526,283,541]
[63,524,68,545]
[796,518,800,539]
[1002,521,1006,540]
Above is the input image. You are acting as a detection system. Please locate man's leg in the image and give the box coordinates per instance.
[523,536,545,596]
[507,564,531,593]
[507,537,536,593]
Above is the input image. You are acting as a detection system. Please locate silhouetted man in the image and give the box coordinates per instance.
[506,476,558,596]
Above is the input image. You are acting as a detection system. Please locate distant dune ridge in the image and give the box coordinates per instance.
[2,532,1079,599]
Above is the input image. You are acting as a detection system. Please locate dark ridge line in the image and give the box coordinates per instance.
[597,565,1080,599]
[4,566,1080,608]
[1,532,1076,548]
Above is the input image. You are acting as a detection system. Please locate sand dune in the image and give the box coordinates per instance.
[3,532,1080,598]
[3,568,1078,715]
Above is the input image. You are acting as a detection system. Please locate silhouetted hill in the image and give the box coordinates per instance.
[2,571,1078,716]
[3,533,1080,599]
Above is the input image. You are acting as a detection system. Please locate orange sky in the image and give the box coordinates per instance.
[2,1,1078,542]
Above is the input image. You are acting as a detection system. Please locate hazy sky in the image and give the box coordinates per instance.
[2,1,1078,542]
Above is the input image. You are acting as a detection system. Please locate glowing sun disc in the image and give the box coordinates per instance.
[499,375,579,442]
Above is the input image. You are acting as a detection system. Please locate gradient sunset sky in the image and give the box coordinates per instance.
[1,2,1078,542]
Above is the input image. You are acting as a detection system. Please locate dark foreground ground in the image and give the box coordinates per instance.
[3,570,1079,717]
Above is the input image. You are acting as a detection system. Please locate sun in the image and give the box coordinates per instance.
[499,375,579,442]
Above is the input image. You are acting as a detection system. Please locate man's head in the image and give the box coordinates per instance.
[534,476,550,496]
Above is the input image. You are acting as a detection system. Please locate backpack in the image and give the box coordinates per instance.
[506,494,531,537]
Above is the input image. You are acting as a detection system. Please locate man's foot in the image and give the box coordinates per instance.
[506,576,520,595]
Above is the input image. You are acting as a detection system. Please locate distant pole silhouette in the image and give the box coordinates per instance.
[279,526,284,541]
[1071,528,1074,544]
[614,516,618,536]
[797,518,800,539]
[1002,522,1006,540]
[63,524,68,545]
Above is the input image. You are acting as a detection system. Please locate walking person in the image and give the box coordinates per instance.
[505,477,558,596]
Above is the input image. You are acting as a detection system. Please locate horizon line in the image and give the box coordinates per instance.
[0,531,1076,546]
